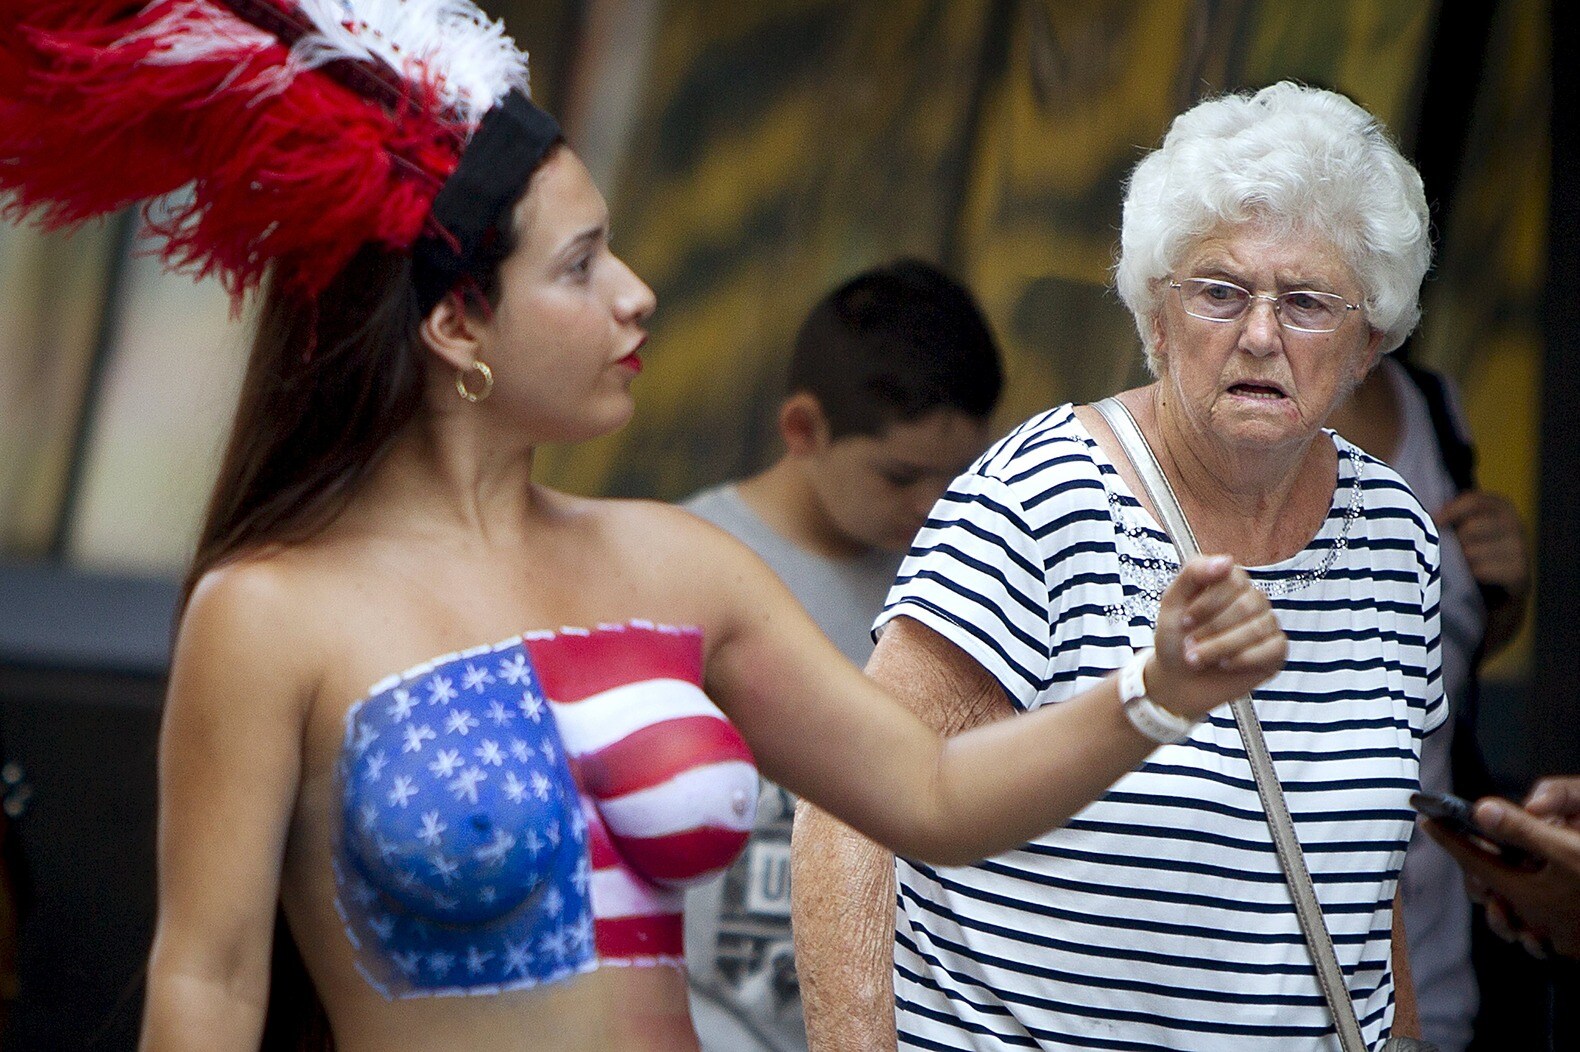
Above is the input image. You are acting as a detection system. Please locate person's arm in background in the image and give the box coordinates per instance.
[791,618,1011,1052]
[1391,889,1421,1038]
[1426,776,1580,960]
[1439,490,1530,657]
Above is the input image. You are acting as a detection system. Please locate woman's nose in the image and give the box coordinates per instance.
[615,257,657,324]
[1238,297,1283,355]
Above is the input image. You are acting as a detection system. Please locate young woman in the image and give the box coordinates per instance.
[0,5,1285,1050]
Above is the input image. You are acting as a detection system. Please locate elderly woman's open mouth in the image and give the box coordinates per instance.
[1227,380,1288,400]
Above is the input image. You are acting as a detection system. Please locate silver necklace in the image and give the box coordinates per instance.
[1104,442,1365,622]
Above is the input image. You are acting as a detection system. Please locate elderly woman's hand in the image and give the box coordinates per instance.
[1146,555,1287,721]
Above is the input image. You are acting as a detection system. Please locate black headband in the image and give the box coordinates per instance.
[412,90,563,314]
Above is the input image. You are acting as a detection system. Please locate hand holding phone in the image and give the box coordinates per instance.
[1419,781,1580,960]
[1410,790,1544,871]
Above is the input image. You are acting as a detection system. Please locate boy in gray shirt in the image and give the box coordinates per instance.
[682,259,1004,1051]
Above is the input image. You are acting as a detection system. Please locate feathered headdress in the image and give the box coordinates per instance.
[0,1,561,307]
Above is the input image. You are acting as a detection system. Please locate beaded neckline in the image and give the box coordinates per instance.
[1101,437,1365,623]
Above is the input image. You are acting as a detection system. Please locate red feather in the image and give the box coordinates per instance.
[0,1,469,303]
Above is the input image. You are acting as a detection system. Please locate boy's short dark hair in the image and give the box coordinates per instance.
[788,259,1003,440]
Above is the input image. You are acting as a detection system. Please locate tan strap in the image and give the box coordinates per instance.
[1091,396,1369,1052]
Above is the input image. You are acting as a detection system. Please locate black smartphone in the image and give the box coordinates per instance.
[1410,790,1544,871]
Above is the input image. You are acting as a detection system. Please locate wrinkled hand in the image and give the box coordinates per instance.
[1147,555,1287,722]
[1425,777,1580,960]
[1439,490,1530,601]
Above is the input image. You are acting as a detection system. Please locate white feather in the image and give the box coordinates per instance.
[134,2,279,68]
[287,0,530,124]
[130,1,529,125]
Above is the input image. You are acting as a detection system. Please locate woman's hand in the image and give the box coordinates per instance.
[1147,555,1287,720]
[1440,490,1530,602]
[1438,489,1530,656]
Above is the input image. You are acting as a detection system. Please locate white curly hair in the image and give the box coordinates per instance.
[1115,82,1432,374]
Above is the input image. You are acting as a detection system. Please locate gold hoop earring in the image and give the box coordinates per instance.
[455,360,494,403]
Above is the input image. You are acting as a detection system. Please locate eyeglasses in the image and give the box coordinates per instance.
[1169,277,1362,333]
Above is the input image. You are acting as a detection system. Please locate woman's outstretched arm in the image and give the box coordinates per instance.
[140,565,312,1052]
[697,519,1285,866]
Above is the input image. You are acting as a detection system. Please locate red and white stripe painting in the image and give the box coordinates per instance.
[526,621,758,966]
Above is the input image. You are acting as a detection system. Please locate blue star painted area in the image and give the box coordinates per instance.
[336,636,595,998]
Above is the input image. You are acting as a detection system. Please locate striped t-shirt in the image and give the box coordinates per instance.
[876,404,1446,1051]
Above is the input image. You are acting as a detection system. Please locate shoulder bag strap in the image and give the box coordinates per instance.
[1091,397,1369,1052]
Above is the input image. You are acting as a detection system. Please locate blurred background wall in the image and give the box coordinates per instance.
[0,0,1567,1046]
[2,0,1549,668]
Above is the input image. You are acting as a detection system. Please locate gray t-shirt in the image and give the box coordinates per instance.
[681,483,903,1052]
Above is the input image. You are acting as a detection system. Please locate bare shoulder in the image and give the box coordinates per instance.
[173,550,328,718]
[557,491,765,570]
[184,549,319,642]
[545,491,792,646]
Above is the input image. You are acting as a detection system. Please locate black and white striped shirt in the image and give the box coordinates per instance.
[877,404,1445,1051]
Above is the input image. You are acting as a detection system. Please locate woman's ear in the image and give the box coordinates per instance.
[1355,327,1388,383]
[1148,311,1170,369]
[420,291,487,371]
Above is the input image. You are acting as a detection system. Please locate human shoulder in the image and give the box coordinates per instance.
[679,481,739,517]
[543,492,762,580]
[1390,357,1477,447]
[678,481,766,541]
[567,494,792,653]
[184,552,307,638]
[1333,431,1437,532]
[1330,431,1441,587]
[174,551,325,715]
[966,404,1103,488]
[932,404,1112,536]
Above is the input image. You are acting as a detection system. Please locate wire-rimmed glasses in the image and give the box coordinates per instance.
[1168,277,1362,333]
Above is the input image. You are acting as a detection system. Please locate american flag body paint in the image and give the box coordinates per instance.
[336,621,757,996]
[527,622,759,966]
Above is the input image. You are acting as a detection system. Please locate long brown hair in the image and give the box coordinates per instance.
[193,245,432,1052]
[177,197,520,1051]
[184,247,424,605]
[185,218,519,603]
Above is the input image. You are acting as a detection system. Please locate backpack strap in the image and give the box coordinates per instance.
[1397,359,1478,493]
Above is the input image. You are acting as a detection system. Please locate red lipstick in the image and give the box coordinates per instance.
[616,334,647,373]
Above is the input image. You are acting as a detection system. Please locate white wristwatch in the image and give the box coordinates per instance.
[1118,648,1197,745]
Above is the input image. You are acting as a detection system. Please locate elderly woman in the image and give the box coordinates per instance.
[793,82,1443,1050]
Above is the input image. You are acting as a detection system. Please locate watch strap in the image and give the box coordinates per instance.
[1118,648,1194,744]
